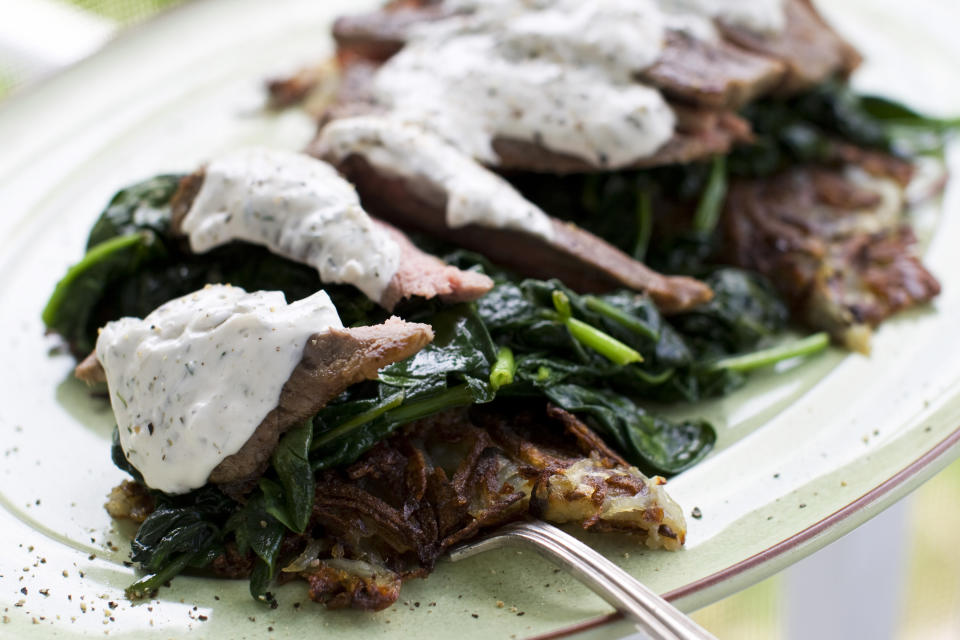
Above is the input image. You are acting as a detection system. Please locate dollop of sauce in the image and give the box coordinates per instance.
[373,0,673,169]
[181,147,400,303]
[97,285,342,494]
[320,116,555,241]
[364,0,785,169]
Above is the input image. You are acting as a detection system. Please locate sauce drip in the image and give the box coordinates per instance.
[321,116,555,241]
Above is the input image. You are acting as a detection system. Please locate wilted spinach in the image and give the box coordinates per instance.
[125,485,233,598]
[43,176,378,356]
[311,304,496,471]
[51,172,831,605]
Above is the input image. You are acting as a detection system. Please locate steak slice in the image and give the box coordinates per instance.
[720,0,861,94]
[723,165,940,352]
[209,317,433,486]
[332,3,452,63]
[307,56,754,174]
[488,107,753,174]
[318,140,712,312]
[170,169,492,310]
[640,30,786,110]
[376,219,494,310]
[330,5,784,110]
[79,317,435,488]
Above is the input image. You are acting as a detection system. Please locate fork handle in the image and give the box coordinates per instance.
[448,519,717,640]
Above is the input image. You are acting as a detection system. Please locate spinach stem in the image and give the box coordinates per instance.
[42,231,153,325]
[310,392,405,451]
[551,290,572,320]
[126,551,194,599]
[384,385,475,424]
[692,155,728,234]
[566,317,643,366]
[632,190,653,262]
[552,290,643,366]
[490,346,516,391]
[706,332,830,373]
[629,367,676,385]
[584,295,659,341]
[311,386,475,464]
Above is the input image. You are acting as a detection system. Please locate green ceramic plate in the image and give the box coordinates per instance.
[1,0,959,637]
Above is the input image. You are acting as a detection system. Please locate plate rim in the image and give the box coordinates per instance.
[531,423,960,639]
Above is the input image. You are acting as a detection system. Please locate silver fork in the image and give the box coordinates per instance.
[448,519,717,640]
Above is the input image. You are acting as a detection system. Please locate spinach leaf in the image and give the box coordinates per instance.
[111,426,144,483]
[268,419,314,533]
[543,384,714,475]
[125,485,233,597]
[42,231,166,355]
[86,175,183,248]
[668,269,788,358]
[311,304,496,470]
[225,494,286,600]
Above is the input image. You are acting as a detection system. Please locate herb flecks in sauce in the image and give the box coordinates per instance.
[97,285,342,494]
[182,148,400,304]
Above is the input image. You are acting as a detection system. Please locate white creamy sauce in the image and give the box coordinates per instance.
[374,0,673,169]
[365,0,785,170]
[656,0,786,35]
[181,147,400,303]
[320,116,555,241]
[97,285,343,494]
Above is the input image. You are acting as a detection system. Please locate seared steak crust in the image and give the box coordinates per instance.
[486,107,753,174]
[721,0,861,94]
[332,3,452,64]
[640,30,786,110]
[376,219,494,310]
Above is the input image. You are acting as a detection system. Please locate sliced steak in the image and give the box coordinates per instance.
[326,152,712,312]
[720,0,861,94]
[79,317,434,487]
[308,54,754,174]
[331,5,785,110]
[640,30,786,110]
[377,219,494,309]
[723,165,939,352]
[281,0,858,172]
[74,350,106,384]
[488,107,753,173]
[210,317,433,486]
[169,169,492,310]
[332,3,452,63]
